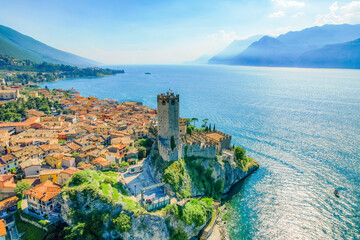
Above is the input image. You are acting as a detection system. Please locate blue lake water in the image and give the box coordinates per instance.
[41,64,360,239]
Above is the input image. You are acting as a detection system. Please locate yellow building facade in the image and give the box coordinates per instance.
[39,169,62,183]
[45,154,64,168]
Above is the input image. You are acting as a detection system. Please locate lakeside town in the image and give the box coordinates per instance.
[0,60,258,240]
[0,81,158,239]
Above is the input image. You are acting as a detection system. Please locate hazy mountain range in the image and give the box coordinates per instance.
[0,25,98,67]
[207,24,360,69]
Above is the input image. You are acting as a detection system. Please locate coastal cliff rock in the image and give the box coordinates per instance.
[122,214,169,240]
[150,144,259,199]
[59,170,171,240]
[188,157,258,196]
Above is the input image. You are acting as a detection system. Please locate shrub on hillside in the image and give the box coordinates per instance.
[113,212,131,233]
[234,146,246,160]
[15,181,31,197]
[70,171,90,186]
[163,159,186,192]
[182,198,213,227]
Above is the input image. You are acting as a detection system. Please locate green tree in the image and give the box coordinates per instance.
[113,213,131,233]
[170,135,176,151]
[70,171,90,186]
[186,126,192,135]
[191,118,198,126]
[119,161,129,168]
[201,118,209,129]
[234,146,246,160]
[138,146,146,159]
[64,223,85,240]
[183,118,192,126]
[15,181,31,197]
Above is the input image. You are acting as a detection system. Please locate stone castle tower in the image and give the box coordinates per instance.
[157,92,182,161]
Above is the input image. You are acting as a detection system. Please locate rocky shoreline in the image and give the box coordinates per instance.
[208,165,259,240]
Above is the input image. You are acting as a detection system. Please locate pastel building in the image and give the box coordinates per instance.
[23,181,61,217]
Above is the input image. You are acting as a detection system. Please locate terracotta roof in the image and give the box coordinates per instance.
[23,181,61,202]
[1,154,15,162]
[66,142,81,151]
[91,157,112,167]
[78,163,93,170]
[26,109,46,117]
[206,133,225,142]
[22,178,41,186]
[61,167,80,175]
[0,117,39,127]
[39,144,58,152]
[0,196,18,211]
[39,169,62,176]
[0,219,6,237]
[0,174,14,182]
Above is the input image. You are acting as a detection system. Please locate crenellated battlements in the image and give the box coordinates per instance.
[157,92,179,103]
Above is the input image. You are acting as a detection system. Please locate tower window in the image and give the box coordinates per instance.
[171,100,175,105]
[162,100,166,105]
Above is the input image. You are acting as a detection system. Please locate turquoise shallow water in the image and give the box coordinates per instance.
[41,64,360,239]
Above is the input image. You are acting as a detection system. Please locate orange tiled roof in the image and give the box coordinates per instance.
[0,196,18,211]
[23,181,61,202]
[39,144,58,152]
[66,142,81,151]
[0,174,14,182]
[1,154,15,162]
[78,163,93,170]
[61,167,80,175]
[206,133,225,142]
[39,169,62,176]
[22,178,41,186]
[0,219,6,237]
[91,157,112,167]
[0,117,39,127]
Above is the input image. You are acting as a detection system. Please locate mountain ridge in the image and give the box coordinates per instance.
[0,25,99,67]
[207,24,360,69]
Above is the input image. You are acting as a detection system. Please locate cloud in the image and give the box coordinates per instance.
[271,0,305,8]
[269,11,286,18]
[208,30,238,43]
[315,1,360,25]
[292,11,304,18]
[329,2,339,12]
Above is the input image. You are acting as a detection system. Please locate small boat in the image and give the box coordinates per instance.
[334,189,340,198]
[144,72,151,75]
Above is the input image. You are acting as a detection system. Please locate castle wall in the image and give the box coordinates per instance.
[158,139,182,161]
[183,143,216,159]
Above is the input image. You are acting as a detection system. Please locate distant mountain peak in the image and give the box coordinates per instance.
[209,24,360,69]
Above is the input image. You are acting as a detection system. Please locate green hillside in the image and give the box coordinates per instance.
[0,25,99,67]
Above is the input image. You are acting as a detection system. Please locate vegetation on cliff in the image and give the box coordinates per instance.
[162,159,191,198]
[0,55,124,85]
[60,170,143,239]
[161,157,224,200]
[158,198,214,239]
[234,146,258,171]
